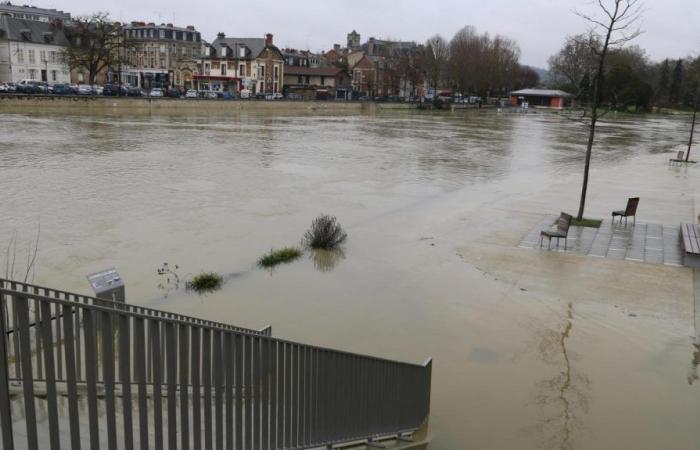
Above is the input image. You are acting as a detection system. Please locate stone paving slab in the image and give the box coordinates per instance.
[519,216,684,267]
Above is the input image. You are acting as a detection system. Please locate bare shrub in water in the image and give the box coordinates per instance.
[302,215,347,250]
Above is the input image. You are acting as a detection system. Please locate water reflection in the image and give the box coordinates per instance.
[309,248,345,272]
[689,342,700,385]
[530,302,590,450]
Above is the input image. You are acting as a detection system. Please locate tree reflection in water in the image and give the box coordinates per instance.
[689,342,700,385]
[529,302,590,450]
[310,248,346,272]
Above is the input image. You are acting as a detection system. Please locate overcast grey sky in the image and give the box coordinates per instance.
[47,0,699,67]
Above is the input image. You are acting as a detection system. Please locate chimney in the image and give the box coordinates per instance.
[186,25,195,30]
[217,32,225,39]
[333,43,340,51]
[166,23,173,27]
[265,33,273,46]
[147,22,155,26]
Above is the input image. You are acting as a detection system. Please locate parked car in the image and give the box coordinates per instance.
[239,89,251,99]
[0,83,10,92]
[16,80,42,93]
[124,85,140,96]
[273,92,284,100]
[149,88,164,97]
[68,84,79,94]
[51,83,72,95]
[185,89,198,99]
[102,83,122,96]
[205,91,218,99]
[254,92,266,100]
[166,88,181,98]
[222,91,236,100]
[77,84,94,95]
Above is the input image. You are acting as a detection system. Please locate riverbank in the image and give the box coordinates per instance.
[0,94,413,113]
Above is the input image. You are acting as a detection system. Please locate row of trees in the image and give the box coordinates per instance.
[419,26,538,97]
[548,33,700,112]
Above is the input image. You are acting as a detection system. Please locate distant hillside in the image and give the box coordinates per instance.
[523,66,552,86]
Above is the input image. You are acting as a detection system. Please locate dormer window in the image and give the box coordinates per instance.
[20,29,31,41]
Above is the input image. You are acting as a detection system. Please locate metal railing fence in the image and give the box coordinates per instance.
[0,280,432,450]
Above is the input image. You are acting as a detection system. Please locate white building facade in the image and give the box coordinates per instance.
[0,16,70,83]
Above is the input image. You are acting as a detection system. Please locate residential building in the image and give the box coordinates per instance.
[121,21,202,90]
[0,2,71,23]
[282,48,321,68]
[195,33,283,95]
[283,65,350,100]
[0,14,70,83]
[350,55,376,98]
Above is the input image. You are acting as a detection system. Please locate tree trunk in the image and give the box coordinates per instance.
[577,17,615,220]
[687,87,698,162]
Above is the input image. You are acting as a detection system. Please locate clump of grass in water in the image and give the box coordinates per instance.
[302,215,347,250]
[258,247,302,268]
[186,272,223,293]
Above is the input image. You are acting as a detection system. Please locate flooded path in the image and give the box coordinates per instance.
[1,108,698,449]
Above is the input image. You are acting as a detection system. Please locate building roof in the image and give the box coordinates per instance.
[284,66,343,76]
[0,15,69,45]
[510,89,574,98]
[211,37,267,59]
[0,2,70,20]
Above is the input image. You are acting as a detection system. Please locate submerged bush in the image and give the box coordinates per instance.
[258,247,303,268]
[186,272,223,293]
[302,215,347,250]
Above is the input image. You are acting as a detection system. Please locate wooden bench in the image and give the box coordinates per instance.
[680,223,700,267]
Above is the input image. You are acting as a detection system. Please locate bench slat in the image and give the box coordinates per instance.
[681,224,700,255]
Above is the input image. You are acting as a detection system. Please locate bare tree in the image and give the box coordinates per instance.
[548,33,599,97]
[575,0,644,220]
[62,12,129,84]
[685,58,700,161]
[424,35,449,94]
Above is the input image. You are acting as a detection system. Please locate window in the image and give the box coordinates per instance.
[321,76,325,86]
[238,64,244,77]
[78,72,84,82]
[273,66,278,80]
[28,49,35,64]
[40,50,46,62]
[273,82,278,93]
[297,75,302,84]
[160,45,166,54]
[221,64,227,75]
[239,47,245,58]
[29,69,37,79]
[204,63,210,75]
[16,49,24,63]
[51,70,57,81]
[159,29,165,39]
[258,64,265,80]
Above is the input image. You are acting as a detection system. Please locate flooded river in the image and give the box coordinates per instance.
[1,108,698,449]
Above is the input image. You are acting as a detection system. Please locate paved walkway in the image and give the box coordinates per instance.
[519,216,683,267]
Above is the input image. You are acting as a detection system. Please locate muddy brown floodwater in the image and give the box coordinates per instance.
[1,108,699,449]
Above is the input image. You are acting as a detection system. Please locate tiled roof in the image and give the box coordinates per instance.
[0,15,69,45]
[283,66,343,76]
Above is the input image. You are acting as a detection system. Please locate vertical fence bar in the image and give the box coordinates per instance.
[39,301,60,450]
[55,292,63,381]
[102,311,118,450]
[180,324,190,450]
[260,338,269,450]
[252,336,260,450]
[234,333,243,450]
[191,327,201,450]
[213,331,223,450]
[224,332,233,450]
[61,304,80,450]
[16,293,38,450]
[83,309,100,450]
[134,318,148,450]
[166,322,177,450]
[151,320,164,450]
[269,341,278,450]
[0,292,13,450]
[284,342,291,448]
[202,328,212,450]
[244,335,252,450]
[120,315,134,450]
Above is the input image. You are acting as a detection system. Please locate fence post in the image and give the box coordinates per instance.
[0,291,14,450]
